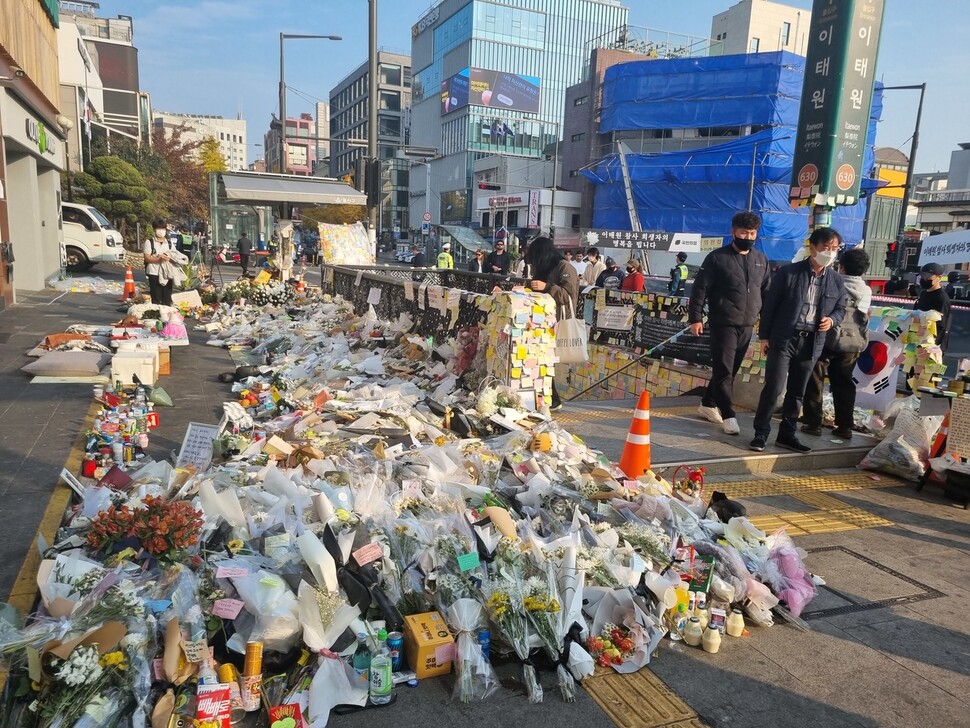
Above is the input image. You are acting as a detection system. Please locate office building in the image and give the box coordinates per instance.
[913,142,970,234]
[314,101,330,175]
[57,16,105,174]
[1,0,67,303]
[407,0,629,237]
[153,112,248,171]
[58,1,150,143]
[329,49,411,235]
[710,0,810,56]
[264,113,316,176]
[864,146,907,278]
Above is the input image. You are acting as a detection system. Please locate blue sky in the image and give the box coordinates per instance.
[90,0,966,172]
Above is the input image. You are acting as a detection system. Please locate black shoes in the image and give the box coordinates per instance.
[749,435,767,452]
[776,436,812,453]
[800,424,822,437]
[833,427,853,439]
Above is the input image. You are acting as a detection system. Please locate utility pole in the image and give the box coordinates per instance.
[887,83,926,272]
[367,0,379,247]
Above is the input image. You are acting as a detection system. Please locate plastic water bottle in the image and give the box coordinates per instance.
[352,632,371,686]
[369,628,393,705]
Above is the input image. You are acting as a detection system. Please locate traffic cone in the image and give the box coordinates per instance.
[618,391,651,478]
[296,276,306,294]
[120,266,136,301]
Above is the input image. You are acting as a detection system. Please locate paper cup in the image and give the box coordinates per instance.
[644,571,679,609]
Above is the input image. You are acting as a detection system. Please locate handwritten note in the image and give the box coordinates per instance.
[352,542,384,567]
[367,287,382,305]
[175,421,222,472]
[948,397,970,458]
[215,566,249,579]
[211,598,245,620]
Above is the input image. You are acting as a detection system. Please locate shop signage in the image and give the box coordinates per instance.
[412,5,440,37]
[528,190,540,227]
[25,118,57,158]
[580,229,702,252]
[790,0,885,204]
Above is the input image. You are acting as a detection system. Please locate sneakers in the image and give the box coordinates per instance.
[749,435,767,452]
[800,424,822,436]
[722,417,740,435]
[833,427,853,440]
[549,403,563,412]
[697,404,723,424]
[776,436,812,453]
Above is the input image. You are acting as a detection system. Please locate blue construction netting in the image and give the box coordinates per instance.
[585,51,883,261]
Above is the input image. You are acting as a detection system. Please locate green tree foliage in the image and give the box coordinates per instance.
[199,136,228,173]
[70,157,152,239]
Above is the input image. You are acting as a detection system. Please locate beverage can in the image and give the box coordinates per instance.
[240,674,262,713]
[386,631,404,671]
[477,628,491,661]
[243,641,263,676]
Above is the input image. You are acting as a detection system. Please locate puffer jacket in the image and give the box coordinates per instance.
[688,244,770,327]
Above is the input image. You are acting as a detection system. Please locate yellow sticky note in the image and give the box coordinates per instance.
[511,368,522,379]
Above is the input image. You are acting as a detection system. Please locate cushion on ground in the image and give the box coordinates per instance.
[21,351,111,377]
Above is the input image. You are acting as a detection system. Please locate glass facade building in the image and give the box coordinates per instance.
[409,0,628,227]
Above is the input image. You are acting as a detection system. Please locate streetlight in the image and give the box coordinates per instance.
[883,83,926,273]
[56,114,75,202]
[748,134,792,211]
[279,33,341,175]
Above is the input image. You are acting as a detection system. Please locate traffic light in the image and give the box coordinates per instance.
[366,158,382,208]
[478,182,501,191]
[884,242,898,270]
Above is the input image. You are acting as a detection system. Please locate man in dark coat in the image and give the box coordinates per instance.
[688,211,770,436]
[751,227,847,453]
[236,232,253,276]
[485,240,510,275]
[409,244,427,268]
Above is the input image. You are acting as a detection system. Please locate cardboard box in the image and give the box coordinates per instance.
[111,351,158,386]
[159,348,171,376]
[403,611,454,679]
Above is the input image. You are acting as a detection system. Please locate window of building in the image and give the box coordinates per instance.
[571,132,585,142]
[482,212,490,228]
[380,90,401,111]
[380,63,402,86]
[494,211,503,227]
[574,96,588,106]
[571,214,580,229]
[568,169,580,177]
[749,37,760,53]
[507,210,519,227]
[379,115,401,137]
[781,22,791,47]
[403,68,412,88]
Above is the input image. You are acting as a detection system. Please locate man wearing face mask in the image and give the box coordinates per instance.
[915,262,951,350]
[688,211,770,436]
[750,227,846,453]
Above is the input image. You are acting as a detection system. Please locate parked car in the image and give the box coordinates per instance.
[62,202,125,271]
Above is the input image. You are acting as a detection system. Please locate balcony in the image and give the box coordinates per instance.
[913,188,970,205]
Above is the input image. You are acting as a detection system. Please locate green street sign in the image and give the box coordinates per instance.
[790,0,885,207]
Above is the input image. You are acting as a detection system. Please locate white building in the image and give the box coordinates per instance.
[57,19,105,173]
[710,0,811,56]
[314,101,330,175]
[153,112,247,170]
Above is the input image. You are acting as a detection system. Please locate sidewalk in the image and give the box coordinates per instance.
[2,282,968,727]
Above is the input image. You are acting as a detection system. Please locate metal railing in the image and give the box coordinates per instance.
[323,263,714,365]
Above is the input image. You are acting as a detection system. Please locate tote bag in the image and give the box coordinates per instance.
[555,298,589,364]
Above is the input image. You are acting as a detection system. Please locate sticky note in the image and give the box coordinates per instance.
[353,542,384,567]
[216,566,249,579]
[211,598,245,620]
[367,287,381,305]
[457,552,481,572]
[435,642,456,664]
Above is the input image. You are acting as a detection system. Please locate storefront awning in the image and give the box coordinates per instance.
[217,172,367,206]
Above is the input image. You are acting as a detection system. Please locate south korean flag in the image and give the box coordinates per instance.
[853,322,904,413]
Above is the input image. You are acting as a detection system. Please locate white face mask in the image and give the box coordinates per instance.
[155,228,166,238]
[812,250,837,268]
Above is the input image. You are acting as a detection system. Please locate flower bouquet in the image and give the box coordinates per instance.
[86,495,204,567]
[585,623,636,668]
[522,570,576,701]
[482,577,542,702]
[446,598,499,703]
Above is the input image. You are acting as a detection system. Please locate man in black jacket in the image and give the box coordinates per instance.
[751,227,847,453]
[485,240,510,274]
[688,211,770,436]
[409,244,427,267]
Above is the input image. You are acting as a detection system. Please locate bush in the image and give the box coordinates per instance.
[113,200,135,215]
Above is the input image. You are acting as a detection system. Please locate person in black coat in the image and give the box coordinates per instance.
[469,249,486,272]
[410,244,427,267]
[751,227,847,453]
[688,211,770,436]
[485,241,510,274]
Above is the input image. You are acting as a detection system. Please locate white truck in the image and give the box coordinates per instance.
[62,202,126,271]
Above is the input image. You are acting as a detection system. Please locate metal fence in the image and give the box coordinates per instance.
[323,264,713,364]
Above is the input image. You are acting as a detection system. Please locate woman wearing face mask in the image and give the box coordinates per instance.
[621,258,645,292]
[143,219,175,306]
[915,262,951,350]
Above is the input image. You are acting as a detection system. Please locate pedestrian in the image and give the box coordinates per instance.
[688,210,770,435]
[595,257,625,289]
[621,258,645,292]
[750,227,847,453]
[469,249,486,272]
[802,247,872,440]
[570,250,588,277]
[237,231,253,276]
[944,271,960,300]
[583,246,606,288]
[915,262,951,349]
[485,239,510,274]
[524,236,579,411]
[144,218,175,306]
[669,252,689,294]
[436,242,454,269]
[410,244,427,267]
[514,243,530,277]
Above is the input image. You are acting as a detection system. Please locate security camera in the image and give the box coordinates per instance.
[12,67,25,78]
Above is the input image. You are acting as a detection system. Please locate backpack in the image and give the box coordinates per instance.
[826,289,868,353]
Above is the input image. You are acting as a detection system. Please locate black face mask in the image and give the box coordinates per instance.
[626,267,634,273]
[733,237,755,251]
[919,278,934,290]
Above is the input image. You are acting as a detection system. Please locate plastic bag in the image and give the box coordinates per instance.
[447,598,499,703]
[859,398,943,481]
[148,386,174,407]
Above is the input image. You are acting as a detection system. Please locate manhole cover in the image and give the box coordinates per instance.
[802,546,944,619]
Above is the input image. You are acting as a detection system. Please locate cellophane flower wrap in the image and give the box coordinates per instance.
[446,598,499,703]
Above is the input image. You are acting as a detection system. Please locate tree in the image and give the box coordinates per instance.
[199,136,228,173]
[73,157,153,239]
[299,204,367,227]
[148,125,208,226]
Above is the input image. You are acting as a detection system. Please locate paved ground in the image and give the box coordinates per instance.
[2,270,969,728]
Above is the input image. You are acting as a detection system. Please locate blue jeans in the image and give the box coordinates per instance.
[753,333,819,440]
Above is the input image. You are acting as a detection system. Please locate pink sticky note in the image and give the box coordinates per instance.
[434,642,456,665]
[353,542,383,567]
[152,658,164,681]
[216,566,249,579]
[211,598,245,620]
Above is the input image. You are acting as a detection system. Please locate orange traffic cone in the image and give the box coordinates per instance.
[618,391,651,478]
[121,266,136,301]
[296,276,306,294]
